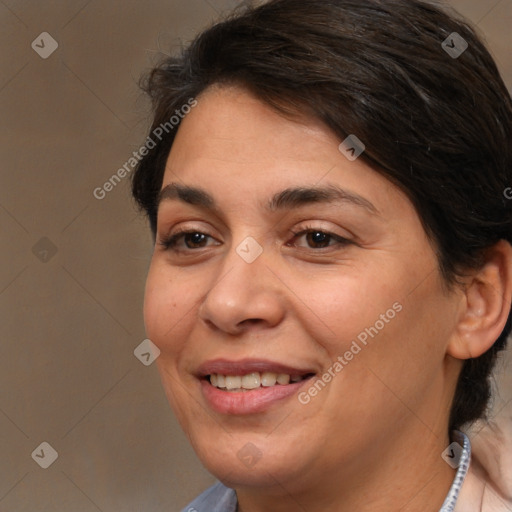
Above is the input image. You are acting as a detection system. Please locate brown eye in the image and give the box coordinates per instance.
[305,231,331,248]
[159,230,216,251]
[182,232,208,248]
[289,227,351,250]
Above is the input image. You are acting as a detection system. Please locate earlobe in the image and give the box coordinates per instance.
[447,240,512,360]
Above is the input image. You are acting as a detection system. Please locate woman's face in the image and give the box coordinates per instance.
[144,85,462,494]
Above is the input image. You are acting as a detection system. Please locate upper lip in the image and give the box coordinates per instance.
[196,358,317,378]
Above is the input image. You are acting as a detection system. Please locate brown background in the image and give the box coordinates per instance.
[0,1,511,510]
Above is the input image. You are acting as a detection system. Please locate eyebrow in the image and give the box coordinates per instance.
[157,182,379,215]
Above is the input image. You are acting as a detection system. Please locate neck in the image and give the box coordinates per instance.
[235,423,458,512]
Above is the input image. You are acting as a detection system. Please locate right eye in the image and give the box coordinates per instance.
[158,229,219,252]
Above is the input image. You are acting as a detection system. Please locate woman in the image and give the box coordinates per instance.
[131,0,512,510]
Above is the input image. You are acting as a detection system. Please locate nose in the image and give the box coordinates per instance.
[198,240,286,335]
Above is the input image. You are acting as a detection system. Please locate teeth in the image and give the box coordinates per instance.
[261,372,277,387]
[241,372,260,389]
[209,372,307,390]
[277,373,290,385]
[225,376,241,390]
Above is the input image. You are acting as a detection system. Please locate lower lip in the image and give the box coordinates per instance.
[200,378,313,415]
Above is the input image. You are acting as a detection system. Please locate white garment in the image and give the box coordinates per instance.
[456,415,512,511]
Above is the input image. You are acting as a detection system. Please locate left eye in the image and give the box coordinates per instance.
[289,228,350,249]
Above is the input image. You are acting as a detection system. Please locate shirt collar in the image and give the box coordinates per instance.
[438,430,472,512]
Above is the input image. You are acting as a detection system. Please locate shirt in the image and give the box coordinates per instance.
[181,430,473,512]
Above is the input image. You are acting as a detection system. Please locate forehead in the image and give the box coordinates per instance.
[159,85,409,223]
[168,85,335,164]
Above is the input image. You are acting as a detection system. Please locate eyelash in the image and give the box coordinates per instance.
[158,225,351,252]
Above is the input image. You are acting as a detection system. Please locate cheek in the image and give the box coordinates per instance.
[341,270,458,414]
[308,258,452,389]
[300,270,405,357]
[143,264,188,354]
[143,274,164,340]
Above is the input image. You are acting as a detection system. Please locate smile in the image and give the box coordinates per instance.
[196,359,317,414]
[209,372,311,391]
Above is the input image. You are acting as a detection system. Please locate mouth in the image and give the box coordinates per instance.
[196,359,317,414]
[207,371,315,392]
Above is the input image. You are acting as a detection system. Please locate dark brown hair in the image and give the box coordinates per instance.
[132,0,512,431]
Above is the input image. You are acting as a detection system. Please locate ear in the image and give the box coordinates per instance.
[448,240,512,360]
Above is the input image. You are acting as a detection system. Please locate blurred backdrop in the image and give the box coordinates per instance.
[0,0,511,510]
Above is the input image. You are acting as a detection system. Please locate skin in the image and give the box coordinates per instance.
[143,85,512,511]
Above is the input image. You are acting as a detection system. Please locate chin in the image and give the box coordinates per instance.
[192,430,309,490]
